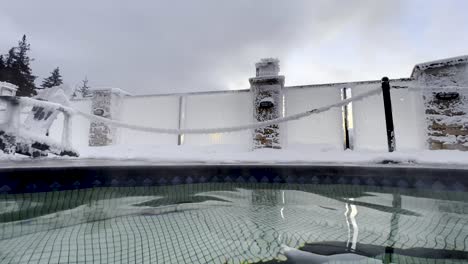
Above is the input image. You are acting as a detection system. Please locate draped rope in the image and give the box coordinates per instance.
[19,86,383,135]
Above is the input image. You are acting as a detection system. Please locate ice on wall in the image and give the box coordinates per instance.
[21,86,71,136]
[183,92,252,147]
[284,86,343,149]
[48,99,92,148]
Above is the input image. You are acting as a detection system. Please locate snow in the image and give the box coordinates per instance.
[23,86,72,135]
[255,58,280,77]
[0,81,18,92]
[49,99,92,147]
[411,55,468,77]
[57,144,468,166]
[259,96,274,104]
[90,87,132,96]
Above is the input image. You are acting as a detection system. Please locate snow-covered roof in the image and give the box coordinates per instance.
[0,81,18,91]
[411,55,468,78]
[255,58,280,77]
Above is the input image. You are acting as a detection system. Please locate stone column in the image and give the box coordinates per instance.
[0,82,18,96]
[411,56,468,151]
[249,58,285,149]
[89,88,130,146]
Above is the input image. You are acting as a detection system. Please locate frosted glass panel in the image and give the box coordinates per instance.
[0,101,6,122]
[120,96,179,145]
[352,81,426,151]
[183,92,251,147]
[352,83,387,151]
[285,87,343,149]
[390,82,427,150]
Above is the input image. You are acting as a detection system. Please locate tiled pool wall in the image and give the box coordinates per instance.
[0,165,467,264]
[0,165,467,194]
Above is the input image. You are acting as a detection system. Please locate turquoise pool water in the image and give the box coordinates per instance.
[0,183,467,263]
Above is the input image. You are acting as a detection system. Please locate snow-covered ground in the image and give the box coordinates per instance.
[3,144,467,166]
[81,145,468,165]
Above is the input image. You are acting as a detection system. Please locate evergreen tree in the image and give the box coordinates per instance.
[71,88,78,99]
[41,67,63,88]
[77,77,91,98]
[0,48,18,85]
[0,35,37,96]
[0,55,5,81]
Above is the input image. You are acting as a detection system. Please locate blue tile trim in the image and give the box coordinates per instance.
[0,165,466,194]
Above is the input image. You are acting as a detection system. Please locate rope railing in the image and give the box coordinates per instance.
[10,85,468,136]
[0,96,77,156]
[1,82,466,157]
[21,86,382,135]
[7,87,381,135]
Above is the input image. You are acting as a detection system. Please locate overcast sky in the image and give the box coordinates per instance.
[1,0,467,95]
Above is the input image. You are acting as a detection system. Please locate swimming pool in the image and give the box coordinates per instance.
[0,164,467,263]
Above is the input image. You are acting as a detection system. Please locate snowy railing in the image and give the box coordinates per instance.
[75,87,382,134]
[68,83,464,151]
[0,86,382,152]
[0,96,75,153]
[2,83,466,154]
[0,84,411,150]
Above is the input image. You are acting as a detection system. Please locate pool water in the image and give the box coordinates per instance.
[0,183,467,263]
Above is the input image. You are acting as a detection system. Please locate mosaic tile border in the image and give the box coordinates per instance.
[0,165,467,194]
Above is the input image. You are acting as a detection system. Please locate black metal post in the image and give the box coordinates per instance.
[342,87,351,149]
[177,96,185,145]
[381,77,395,152]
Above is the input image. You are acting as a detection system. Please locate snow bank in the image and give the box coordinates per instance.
[72,144,468,166]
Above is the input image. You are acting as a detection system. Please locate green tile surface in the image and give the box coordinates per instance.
[0,184,466,263]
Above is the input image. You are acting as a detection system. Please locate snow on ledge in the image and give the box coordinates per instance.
[91,87,132,96]
[411,55,468,77]
[49,144,468,167]
[0,81,18,91]
[3,144,468,168]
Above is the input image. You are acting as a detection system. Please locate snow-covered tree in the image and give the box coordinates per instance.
[77,77,92,98]
[0,35,37,96]
[41,67,63,88]
[71,88,78,99]
[0,55,4,70]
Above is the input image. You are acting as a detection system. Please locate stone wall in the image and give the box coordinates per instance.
[88,89,127,146]
[250,76,284,149]
[89,90,113,146]
[412,56,468,150]
[250,59,284,149]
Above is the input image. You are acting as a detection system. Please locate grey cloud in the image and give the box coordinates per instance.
[0,0,440,94]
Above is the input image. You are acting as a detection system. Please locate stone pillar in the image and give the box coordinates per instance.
[411,56,468,151]
[0,82,17,96]
[89,88,130,146]
[249,58,285,149]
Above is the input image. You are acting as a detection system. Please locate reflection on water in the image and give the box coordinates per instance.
[0,183,466,263]
[345,197,359,251]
